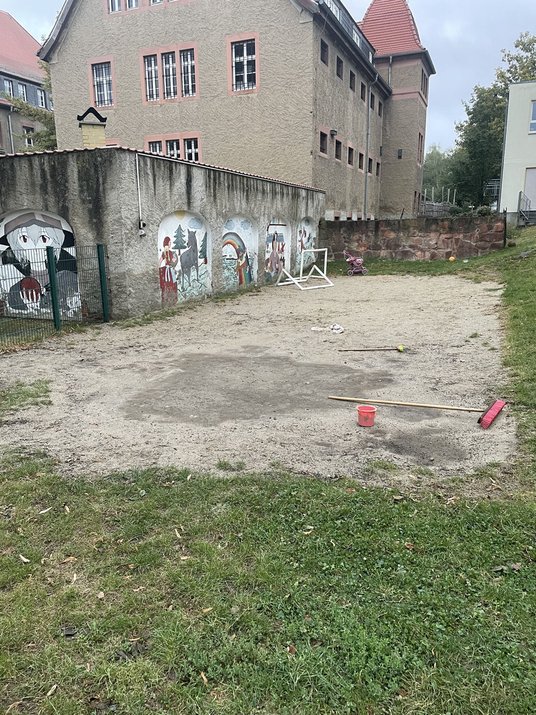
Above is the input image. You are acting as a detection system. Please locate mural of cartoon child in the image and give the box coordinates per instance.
[0,210,80,317]
[159,236,179,304]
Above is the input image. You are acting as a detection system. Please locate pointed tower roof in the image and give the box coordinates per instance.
[0,10,43,83]
[361,0,424,56]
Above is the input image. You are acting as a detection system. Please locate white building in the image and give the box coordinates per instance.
[500,80,536,225]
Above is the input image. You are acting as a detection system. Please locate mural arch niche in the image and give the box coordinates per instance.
[264,220,290,284]
[0,209,80,318]
[295,217,317,273]
[158,211,211,305]
[222,216,257,292]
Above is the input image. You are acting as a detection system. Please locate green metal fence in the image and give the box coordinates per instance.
[0,244,109,350]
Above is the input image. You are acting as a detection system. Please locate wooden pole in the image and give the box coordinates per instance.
[338,348,401,352]
[328,396,484,413]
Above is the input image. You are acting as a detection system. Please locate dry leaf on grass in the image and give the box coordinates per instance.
[19,554,30,564]
[200,672,209,686]
[46,684,58,698]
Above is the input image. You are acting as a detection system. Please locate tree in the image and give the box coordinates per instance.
[453,33,536,206]
[173,224,187,253]
[3,61,56,151]
[198,232,208,264]
[422,145,453,200]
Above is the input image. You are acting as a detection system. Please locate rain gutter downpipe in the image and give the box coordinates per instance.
[7,107,15,154]
[363,72,379,220]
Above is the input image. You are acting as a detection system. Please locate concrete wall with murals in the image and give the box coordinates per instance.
[0,148,325,319]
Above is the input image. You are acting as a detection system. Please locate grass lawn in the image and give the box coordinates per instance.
[1,228,535,714]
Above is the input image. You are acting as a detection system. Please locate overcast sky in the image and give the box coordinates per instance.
[3,0,536,151]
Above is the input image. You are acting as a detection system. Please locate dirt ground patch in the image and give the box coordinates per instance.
[0,276,517,488]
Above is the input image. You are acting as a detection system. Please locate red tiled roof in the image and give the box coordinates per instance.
[361,0,424,56]
[0,11,44,82]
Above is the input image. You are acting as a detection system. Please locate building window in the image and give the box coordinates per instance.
[348,146,354,166]
[368,157,373,174]
[144,54,159,101]
[3,79,13,97]
[336,56,343,79]
[148,140,162,154]
[335,140,342,160]
[421,69,428,98]
[418,132,424,164]
[166,139,180,159]
[109,0,121,12]
[18,83,27,101]
[231,39,256,92]
[23,126,34,148]
[127,0,138,7]
[184,137,199,162]
[162,52,177,99]
[376,161,381,177]
[358,152,364,170]
[360,82,366,101]
[378,101,383,117]
[92,62,113,106]
[370,92,375,110]
[37,88,46,108]
[530,101,536,133]
[150,0,163,4]
[349,71,356,91]
[319,131,328,155]
[320,40,329,66]
[180,49,196,97]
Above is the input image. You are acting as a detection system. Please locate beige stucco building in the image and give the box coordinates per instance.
[500,80,536,224]
[39,0,434,219]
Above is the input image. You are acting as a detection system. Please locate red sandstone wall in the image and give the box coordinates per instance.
[319,216,506,260]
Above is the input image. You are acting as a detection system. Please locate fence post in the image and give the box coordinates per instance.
[97,244,110,323]
[46,246,61,331]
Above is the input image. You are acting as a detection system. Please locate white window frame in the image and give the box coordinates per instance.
[23,126,34,147]
[148,140,163,154]
[324,0,340,21]
[3,79,13,97]
[162,52,177,100]
[109,0,121,12]
[166,139,181,159]
[144,55,160,101]
[92,62,113,107]
[37,88,46,108]
[150,0,163,4]
[18,83,27,101]
[180,49,196,97]
[530,100,536,133]
[184,137,199,162]
[231,39,256,92]
[127,0,138,8]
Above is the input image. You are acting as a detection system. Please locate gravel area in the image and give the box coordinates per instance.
[0,275,517,486]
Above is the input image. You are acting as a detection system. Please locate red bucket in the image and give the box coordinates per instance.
[357,405,377,427]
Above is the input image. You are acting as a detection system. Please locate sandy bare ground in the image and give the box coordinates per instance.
[0,276,516,487]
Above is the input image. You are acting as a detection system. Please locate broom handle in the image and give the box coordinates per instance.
[338,348,397,352]
[328,396,483,413]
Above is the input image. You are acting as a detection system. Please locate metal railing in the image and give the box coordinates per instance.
[518,190,532,225]
[0,244,109,350]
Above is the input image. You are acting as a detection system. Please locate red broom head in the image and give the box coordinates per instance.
[479,400,507,430]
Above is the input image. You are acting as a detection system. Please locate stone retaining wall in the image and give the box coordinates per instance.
[319,216,506,261]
